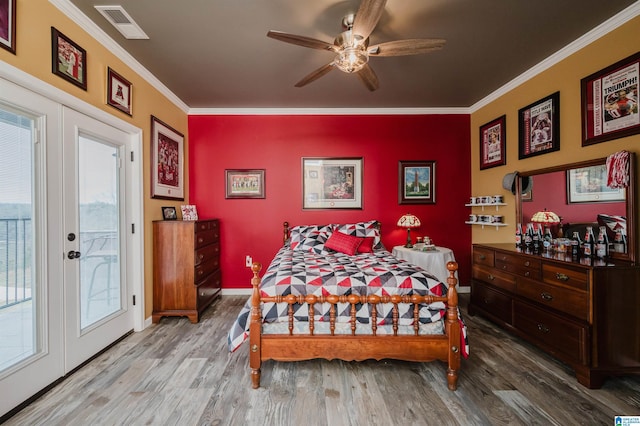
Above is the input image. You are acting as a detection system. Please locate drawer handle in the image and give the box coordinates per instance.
[502,265,507,270]
[524,271,530,277]
[555,273,569,282]
[537,324,550,333]
[200,291,205,296]
[483,298,490,304]
[487,274,495,281]
[198,270,204,276]
[524,261,530,267]
[479,254,486,260]
[198,254,204,260]
[540,292,553,301]
[198,237,204,244]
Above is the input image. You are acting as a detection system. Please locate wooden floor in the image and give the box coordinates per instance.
[4,295,640,425]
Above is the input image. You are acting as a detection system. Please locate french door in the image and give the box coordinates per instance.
[0,78,137,418]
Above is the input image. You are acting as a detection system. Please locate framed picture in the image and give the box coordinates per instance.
[225,169,265,199]
[479,115,506,170]
[518,92,560,159]
[398,160,436,204]
[566,164,626,204]
[581,52,640,147]
[151,116,184,200]
[51,27,87,90]
[180,205,198,221]
[0,0,16,54]
[161,206,177,220]
[302,157,363,209]
[107,67,132,116]
[522,188,533,202]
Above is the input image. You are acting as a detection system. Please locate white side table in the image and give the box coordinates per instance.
[392,245,458,284]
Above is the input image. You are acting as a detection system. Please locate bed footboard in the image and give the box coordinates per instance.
[249,261,461,390]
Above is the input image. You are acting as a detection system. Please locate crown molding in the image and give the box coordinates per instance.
[187,107,470,115]
[49,0,189,113]
[469,1,640,113]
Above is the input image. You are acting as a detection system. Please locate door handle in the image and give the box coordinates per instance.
[67,251,81,259]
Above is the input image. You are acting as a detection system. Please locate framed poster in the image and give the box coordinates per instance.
[225,169,265,199]
[398,160,436,204]
[479,115,506,170]
[567,164,626,203]
[518,92,560,159]
[302,157,363,209]
[51,27,87,90]
[107,67,132,116]
[581,51,640,146]
[0,0,16,54]
[151,116,184,200]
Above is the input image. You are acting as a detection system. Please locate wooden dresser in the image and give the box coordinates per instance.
[153,219,221,323]
[468,243,640,388]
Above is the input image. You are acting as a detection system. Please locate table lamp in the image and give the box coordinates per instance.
[531,209,560,224]
[397,213,421,248]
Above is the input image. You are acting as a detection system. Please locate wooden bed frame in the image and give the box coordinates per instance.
[248,222,462,390]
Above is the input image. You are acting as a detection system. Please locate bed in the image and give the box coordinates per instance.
[227,220,468,390]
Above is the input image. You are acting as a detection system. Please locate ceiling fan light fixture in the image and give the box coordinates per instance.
[335,46,368,73]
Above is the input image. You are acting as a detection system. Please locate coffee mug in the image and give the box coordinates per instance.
[493,195,504,204]
[469,214,477,222]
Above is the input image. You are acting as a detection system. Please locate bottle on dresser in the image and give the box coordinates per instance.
[613,229,627,253]
[515,223,523,249]
[571,231,582,259]
[543,225,553,252]
[596,226,610,259]
[582,226,596,258]
[524,223,534,252]
[532,224,541,253]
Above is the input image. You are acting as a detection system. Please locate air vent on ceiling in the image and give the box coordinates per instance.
[95,5,149,40]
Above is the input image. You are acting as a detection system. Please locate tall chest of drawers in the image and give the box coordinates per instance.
[153,219,221,323]
[468,243,640,388]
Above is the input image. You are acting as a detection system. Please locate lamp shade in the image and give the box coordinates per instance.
[531,209,560,223]
[397,214,421,228]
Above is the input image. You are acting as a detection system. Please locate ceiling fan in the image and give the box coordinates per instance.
[267,0,445,91]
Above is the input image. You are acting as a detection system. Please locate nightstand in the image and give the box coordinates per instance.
[392,245,457,284]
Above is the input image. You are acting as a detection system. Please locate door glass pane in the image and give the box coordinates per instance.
[0,109,37,372]
[78,135,121,329]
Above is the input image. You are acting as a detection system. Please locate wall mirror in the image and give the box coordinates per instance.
[516,154,636,263]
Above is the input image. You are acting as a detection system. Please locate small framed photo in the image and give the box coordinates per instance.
[581,51,640,146]
[518,92,560,159]
[151,116,184,200]
[161,206,177,220]
[479,115,506,170]
[51,27,87,90]
[522,188,533,202]
[566,164,626,204]
[302,157,363,209]
[0,0,16,54]
[225,169,265,199]
[398,160,436,204]
[107,67,132,116]
[181,205,198,221]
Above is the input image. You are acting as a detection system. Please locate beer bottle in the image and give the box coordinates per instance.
[543,225,553,252]
[570,231,581,259]
[515,223,523,249]
[595,226,609,259]
[582,226,595,257]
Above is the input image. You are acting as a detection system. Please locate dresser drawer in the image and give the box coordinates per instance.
[195,256,221,284]
[197,269,221,309]
[194,229,218,248]
[473,246,494,267]
[471,283,512,324]
[542,263,588,291]
[195,242,220,267]
[514,300,589,365]
[495,252,541,280]
[472,264,516,293]
[516,276,589,321]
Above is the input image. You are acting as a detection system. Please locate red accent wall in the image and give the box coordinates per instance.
[188,114,471,288]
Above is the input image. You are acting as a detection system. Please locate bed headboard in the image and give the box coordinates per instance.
[282,220,382,246]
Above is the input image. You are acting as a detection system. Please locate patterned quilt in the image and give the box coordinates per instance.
[227,246,469,356]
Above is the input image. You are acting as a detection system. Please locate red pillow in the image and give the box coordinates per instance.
[324,231,363,256]
[357,236,375,253]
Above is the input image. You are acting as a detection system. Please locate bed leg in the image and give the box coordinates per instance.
[249,262,263,389]
[445,261,461,391]
[447,367,459,391]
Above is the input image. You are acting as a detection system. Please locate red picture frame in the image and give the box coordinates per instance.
[51,27,87,90]
[518,92,560,159]
[479,115,506,170]
[151,116,184,200]
[107,67,132,116]
[581,51,640,146]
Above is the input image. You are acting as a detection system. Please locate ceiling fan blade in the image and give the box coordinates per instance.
[368,39,446,57]
[295,62,336,87]
[356,63,379,91]
[352,0,387,40]
[267,30,337,52]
